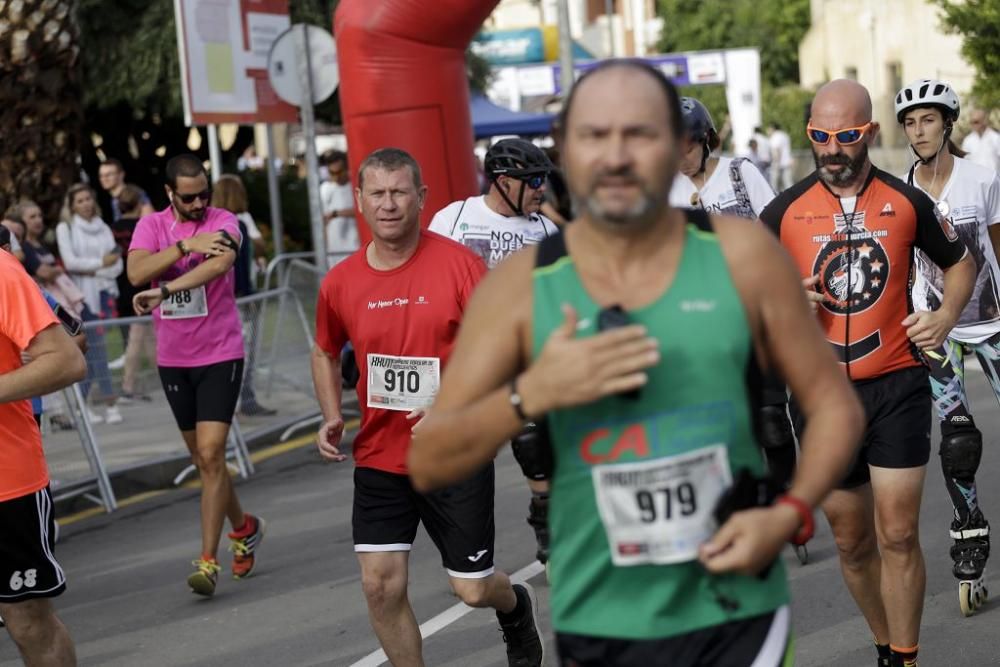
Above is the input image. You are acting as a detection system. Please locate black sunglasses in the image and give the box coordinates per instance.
[173,189,212,204]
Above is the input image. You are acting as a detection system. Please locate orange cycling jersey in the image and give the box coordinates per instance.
[761,167,966,381]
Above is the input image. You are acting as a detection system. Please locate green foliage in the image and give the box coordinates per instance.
[467,49,493,94]
[933,0,1000,109]
[658,0,811,87]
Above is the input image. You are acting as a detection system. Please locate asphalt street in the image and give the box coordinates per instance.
[2,374,999,666]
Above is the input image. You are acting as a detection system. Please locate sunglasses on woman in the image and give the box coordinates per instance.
[806,122,872,146]
[173,189,212,204]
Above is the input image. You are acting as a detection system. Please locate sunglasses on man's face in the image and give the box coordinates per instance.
[806,122,872,146]
[520,174,547,189]
[173,189,212,204]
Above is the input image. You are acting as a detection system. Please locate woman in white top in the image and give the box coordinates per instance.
[668,97,776,220]
[895,79,1000,616]
[56,183,124,424]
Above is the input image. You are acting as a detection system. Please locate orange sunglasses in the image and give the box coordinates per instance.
[806,122,873,146]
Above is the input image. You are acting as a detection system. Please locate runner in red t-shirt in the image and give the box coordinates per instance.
[0,251,86,665]
[311,148,544,667]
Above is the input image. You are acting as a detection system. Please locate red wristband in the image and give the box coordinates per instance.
[776,494,814,546]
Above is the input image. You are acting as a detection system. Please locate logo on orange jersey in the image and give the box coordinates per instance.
[813,214,890,315]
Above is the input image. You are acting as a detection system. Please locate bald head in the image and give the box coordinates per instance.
[811,79,873,128]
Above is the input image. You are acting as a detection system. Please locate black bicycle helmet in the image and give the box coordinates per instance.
[484,138,553,180]
[484,138,553,217]
[680,97,721,174]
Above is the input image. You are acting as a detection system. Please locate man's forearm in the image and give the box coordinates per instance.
[0,349,84,403]
[129,246,183,286]
[162,255,234,292]
[311,347,343,421]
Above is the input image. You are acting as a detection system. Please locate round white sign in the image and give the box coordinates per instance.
[267,24,339,107]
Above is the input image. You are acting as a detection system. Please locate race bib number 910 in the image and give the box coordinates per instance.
[592,444,732,567]
[366,354,440,411]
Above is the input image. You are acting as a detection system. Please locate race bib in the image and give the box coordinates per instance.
[160,286,208,319]
[366,354,440,411]
[592,444,732,566]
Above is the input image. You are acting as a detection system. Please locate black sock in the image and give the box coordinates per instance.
[497,585,525,623]
[875,641,891,664]
[890,644,918,667]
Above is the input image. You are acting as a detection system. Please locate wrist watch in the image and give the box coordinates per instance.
[160,285,171,300]
[509,378,529,422]
[176,240,190,256]
[776,494,814,545]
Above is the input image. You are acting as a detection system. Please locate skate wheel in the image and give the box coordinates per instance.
[795,544,809,565]
[960,582,973,617]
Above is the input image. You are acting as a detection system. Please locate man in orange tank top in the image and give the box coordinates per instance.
[761,80,976,667]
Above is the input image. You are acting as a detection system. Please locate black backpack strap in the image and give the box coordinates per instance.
[684,207,714,233]
[535,230,568,268]
[449,199,468,235]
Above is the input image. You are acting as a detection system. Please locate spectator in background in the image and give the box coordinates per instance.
[212,175,275,417]
[768,121,795,191]
[540,146,572,225]
[752,125,772,180]
[961,109,1000,173]
[320,150,360,262]
[1,207,26,262]
[112,185,156,403]
[56,183,124,425]
[98,158,154,223]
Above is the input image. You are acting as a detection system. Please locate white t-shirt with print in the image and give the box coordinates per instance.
[669,157,775,220]
[428,195,559,270]
[904,157,1000,343]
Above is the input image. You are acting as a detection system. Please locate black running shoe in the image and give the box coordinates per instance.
[498,583,544,667]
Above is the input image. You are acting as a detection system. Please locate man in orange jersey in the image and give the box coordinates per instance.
[761,79,976,667]
[0,251,87,665]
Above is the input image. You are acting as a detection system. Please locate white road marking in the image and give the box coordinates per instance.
[349,560,546,667]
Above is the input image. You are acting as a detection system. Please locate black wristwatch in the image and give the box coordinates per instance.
[176,240,190,256]
[160,285,171,300]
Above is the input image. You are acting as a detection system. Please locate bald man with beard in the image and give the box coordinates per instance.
[761,80,976,667]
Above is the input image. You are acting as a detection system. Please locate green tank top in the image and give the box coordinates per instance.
[532,210,789,640]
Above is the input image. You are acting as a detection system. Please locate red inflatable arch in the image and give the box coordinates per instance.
[334,0,500,244]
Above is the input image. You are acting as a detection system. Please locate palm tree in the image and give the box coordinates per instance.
[0,0,83,220]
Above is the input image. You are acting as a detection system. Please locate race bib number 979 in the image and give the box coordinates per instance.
[366,354,440,411]
[592,444,732,567]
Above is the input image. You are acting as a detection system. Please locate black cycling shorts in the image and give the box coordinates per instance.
[158,359,244,432]
[352,465,496,578]
[791,365,931,488]
[557,605,791,667]
[0,487,66,603]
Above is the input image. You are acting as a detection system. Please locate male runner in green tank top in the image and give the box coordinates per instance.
[408,60,864,666]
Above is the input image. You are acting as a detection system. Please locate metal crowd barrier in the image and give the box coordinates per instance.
[41,286,319,514]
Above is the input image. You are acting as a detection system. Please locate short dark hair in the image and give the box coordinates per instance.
[117,184,144,215]
[555,59,684,141]
[769,121,781,130]
[357,148,423,191]
[322,150,347,167]
[101,158,124,172]
[165,153,208,189]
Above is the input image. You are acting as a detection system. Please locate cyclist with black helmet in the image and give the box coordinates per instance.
[669,97,775,220]
[895,78,1000,617]
[670,98,801,537]
[430,138,561,567]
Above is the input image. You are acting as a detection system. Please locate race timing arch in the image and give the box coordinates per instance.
[335,0,500,244]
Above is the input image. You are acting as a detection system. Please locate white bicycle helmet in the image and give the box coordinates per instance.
[894,79,960,123]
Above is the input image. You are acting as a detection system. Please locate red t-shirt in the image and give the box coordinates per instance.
[316,231,487,474]
[0,252,59,502]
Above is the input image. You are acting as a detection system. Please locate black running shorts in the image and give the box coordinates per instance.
[158,359,244,432]
[0,487,66,603]
[352,465,496,578]
[557,606,791,667]
[791,365,931,488]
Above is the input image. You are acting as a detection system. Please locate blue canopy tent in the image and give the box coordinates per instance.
[470,94,554,138]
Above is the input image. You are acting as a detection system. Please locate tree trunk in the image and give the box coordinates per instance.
[0,0,83,222]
